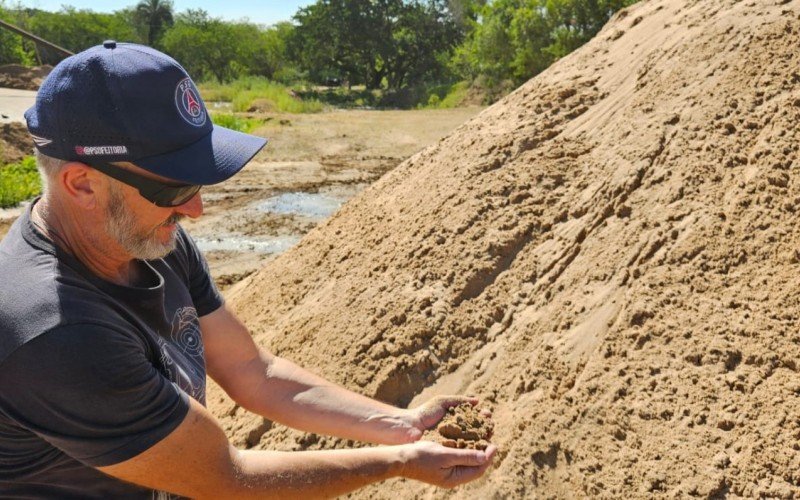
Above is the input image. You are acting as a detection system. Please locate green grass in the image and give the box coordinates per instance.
[210,113,265,134]
[199,77,475,112]
[297,86,381,109]
[199,77,324,114]
[0,156,40,208]
[422,81,471,109]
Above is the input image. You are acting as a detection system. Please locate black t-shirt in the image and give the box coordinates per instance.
[0,202,223,498]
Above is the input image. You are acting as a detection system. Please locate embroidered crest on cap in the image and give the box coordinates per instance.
[175,77,207,127]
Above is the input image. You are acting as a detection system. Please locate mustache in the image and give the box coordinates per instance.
[161,214,185,227]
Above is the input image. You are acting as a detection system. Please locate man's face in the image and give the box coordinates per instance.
[104,181,184,260]
[91,161,203,261]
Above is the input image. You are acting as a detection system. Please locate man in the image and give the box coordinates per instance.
[0,42,496,498]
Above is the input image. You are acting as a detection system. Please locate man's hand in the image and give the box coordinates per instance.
[398,440,497,488]
[409,395,482,435]
[373,395,483,444]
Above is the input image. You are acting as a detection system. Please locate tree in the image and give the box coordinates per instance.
[24,7,138,58]
[160,10,293,82]
[0,4,34,65]
[291,0,463,90]
[160,9,236,81]
[452,0,638,88]
[133,0,174,47]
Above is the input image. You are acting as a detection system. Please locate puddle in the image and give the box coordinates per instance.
[195,184,366,257]
[255,184,366,220]
[195,235,300,254]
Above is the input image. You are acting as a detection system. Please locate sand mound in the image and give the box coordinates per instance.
[219,0,800,497]
[0,64,51,91]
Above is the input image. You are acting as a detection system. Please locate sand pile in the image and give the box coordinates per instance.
[214,0,800,497]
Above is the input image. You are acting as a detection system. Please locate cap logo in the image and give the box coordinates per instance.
[175,77,207,127]
[75,145,129,156]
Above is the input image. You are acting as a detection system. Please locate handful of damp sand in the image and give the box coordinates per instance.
[424,403,494,451]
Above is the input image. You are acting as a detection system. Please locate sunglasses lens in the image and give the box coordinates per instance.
[151,185,202,207]
[89,163,202,207]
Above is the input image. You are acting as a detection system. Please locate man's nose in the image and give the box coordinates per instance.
[174,192,203,219]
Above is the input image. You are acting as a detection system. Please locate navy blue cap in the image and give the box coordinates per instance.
[25,42,267,185]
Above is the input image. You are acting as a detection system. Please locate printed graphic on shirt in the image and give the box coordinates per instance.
[171,307,204,357]
[156,306,206,404]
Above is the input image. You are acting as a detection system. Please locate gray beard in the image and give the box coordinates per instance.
[105,185,182,260]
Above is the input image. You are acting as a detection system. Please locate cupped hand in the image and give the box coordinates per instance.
[398,440,497,488]
[410,395,485,436]
[374,395,488,444]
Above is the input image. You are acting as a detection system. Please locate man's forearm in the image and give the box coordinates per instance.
[236,353,419,444]
[101,397,493,498]
[225,446,403,499]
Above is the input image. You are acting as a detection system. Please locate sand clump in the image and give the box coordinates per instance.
[213,0,800,497]
[423,403,494,450]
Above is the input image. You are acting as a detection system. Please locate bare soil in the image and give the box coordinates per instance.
[181,108,482,290]
[0,122,31,164]
[0,64,51,91]
[0,108,482,277]
[220,1,800,498]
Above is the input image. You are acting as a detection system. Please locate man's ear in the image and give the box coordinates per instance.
[57,162,101,210]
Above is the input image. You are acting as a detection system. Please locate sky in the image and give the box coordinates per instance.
[14,1,315,25]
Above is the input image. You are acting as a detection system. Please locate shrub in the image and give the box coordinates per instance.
[199,77,323,114]
[210,113,264,133]
[0,156,40,208]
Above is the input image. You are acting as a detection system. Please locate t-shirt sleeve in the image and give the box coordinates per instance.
[177,227,223,316]
[0,323,190,467]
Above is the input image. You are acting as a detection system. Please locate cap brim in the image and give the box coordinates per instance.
[135,125,267,185]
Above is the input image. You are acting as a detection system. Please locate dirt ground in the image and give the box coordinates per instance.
[0,108,482,284]
[181,108,483,289]
[0,122,31,164]
[218,0,800,498]
[0,64,51,91]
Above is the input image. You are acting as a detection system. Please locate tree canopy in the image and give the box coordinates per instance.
[290,0,463,90]
[0,0,639,101]
[133,0,174,46]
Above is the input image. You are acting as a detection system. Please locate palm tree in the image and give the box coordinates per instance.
[135,0,174,47]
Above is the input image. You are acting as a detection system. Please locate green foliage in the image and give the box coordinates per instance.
[0,156,40,208]
[290,0,464,90]
[161,10,296,83]
[424,81,471,108]
[199,77,324,114]
[133,0,174,47]
[455,0,638,93]
[296,86,381,109]
[0,3,35,65]
[0,0,638,106]
[294,81,473,110]
[209,113,264,133]
[24,7,139,56]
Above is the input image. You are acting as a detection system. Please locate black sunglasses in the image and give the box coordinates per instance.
[89,163,201,207]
